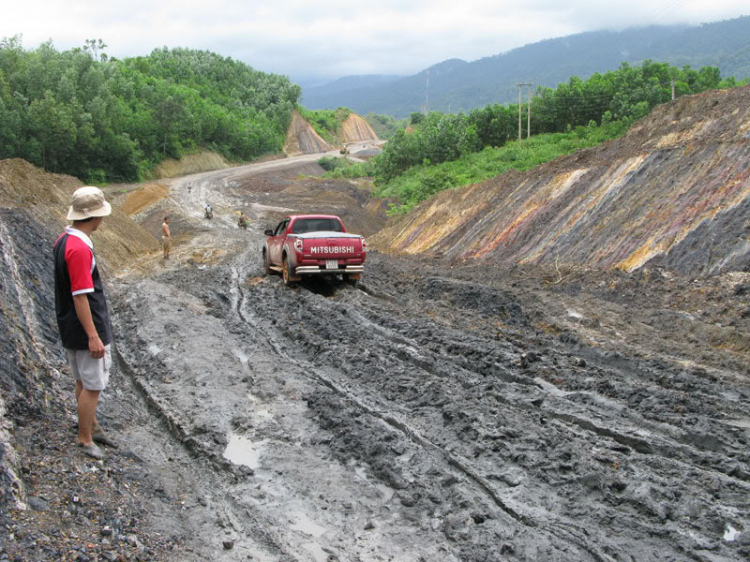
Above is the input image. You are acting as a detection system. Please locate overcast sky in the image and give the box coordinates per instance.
[2,0,748,83]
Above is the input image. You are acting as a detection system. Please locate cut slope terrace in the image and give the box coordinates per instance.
[373,85,750,276]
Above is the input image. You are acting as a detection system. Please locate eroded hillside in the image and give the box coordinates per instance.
[339,113,379,143]
[285,110,380,156]
[373,85,750,276]
[284,109,335,155]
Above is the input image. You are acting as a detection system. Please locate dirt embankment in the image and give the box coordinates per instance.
[339,113,379,143]
[284,110,335,156]
[151,150,231,179]
[0,159,159,268]
[373,85,750,276]
[284,111,380,157]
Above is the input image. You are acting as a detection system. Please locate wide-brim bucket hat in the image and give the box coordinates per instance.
[67,186,112,221]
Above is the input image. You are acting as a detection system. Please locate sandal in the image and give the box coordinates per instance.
[78,442,105,460]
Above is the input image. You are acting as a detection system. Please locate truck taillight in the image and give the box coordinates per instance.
[361,238,367,252]
[294,238,303,252]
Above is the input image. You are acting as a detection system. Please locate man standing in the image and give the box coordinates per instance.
[53,187,115,460]
[162,216,172,260]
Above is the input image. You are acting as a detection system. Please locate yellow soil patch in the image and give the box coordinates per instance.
[153,150,229,179]
[122,184,169,216]
[0,159,158,273]
[341,114,379,143]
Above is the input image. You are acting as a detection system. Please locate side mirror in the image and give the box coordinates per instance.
[264,229,274,236]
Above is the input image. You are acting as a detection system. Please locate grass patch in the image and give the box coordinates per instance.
[318,156,377,179]
[375,120,629,214]
[298,107,352,144]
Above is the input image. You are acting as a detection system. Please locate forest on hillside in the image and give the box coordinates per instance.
[376,61,741,180]
[0,37,300,182]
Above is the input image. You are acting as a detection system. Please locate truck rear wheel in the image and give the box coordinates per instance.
[282,257,298,286]
[344,273,360,288]
[262,250,272,275]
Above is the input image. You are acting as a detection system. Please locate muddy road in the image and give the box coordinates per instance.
[93,157,750,562]
[4,154,749,562]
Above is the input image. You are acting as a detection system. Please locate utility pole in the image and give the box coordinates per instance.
[518,83,532,140]
[527,83,533,140]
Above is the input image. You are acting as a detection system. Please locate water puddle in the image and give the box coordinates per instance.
[290,512,326,537]
[223,434,267,469]
[724,525,741,542]
[233,348,249,364]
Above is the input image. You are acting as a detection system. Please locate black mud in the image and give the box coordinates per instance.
[2,162,750,562]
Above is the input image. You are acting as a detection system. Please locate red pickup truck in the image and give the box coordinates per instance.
[262,215,367,286]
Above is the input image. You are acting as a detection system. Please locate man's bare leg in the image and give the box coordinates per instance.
[77,389,100,446]
[75,381,99,433]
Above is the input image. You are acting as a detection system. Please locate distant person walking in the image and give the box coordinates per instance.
[162,216,172,260]
[238,211,250,229]
[53,187,117,460]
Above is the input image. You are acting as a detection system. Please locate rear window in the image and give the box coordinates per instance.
[291,218,343,234]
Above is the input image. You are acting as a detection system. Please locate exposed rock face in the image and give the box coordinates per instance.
[373,85,750,276]
[340,114,379,143]
[284,110,334,156]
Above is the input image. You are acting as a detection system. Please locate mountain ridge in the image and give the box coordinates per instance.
[303,16,750,117]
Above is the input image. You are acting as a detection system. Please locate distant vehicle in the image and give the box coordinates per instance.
[262,215,366,287]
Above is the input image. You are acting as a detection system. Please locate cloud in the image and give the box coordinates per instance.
[1,0,747,78]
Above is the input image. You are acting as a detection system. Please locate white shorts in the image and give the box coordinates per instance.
[66,344,112,391]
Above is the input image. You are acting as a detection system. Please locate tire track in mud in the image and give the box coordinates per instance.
[235,275,535,525]
[113,253,473,561]
[225,260,559,559]
[112,315,297,562]
[240,261,750,561]
[238,279,622,560]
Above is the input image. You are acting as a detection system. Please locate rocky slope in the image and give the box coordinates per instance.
[373,85,750,276]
